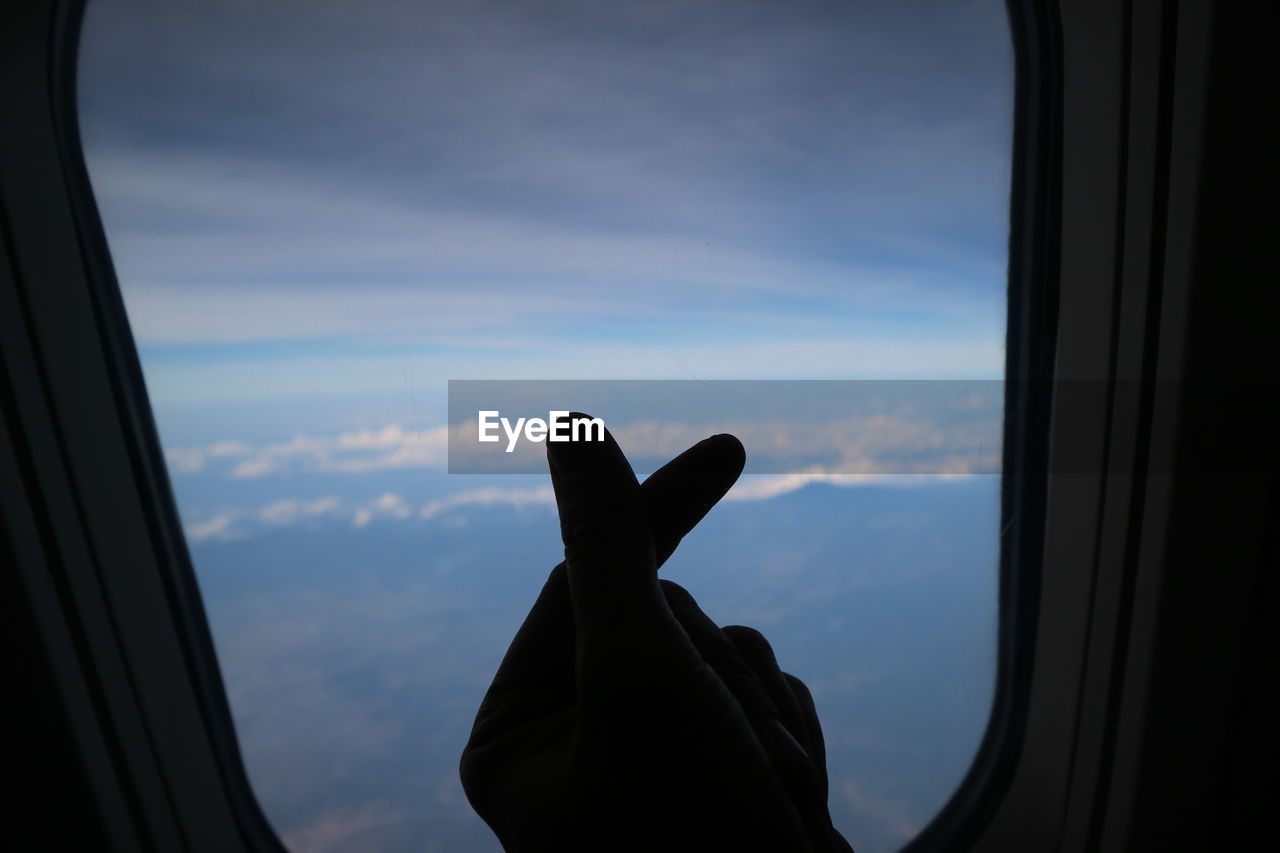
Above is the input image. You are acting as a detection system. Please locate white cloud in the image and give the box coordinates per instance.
[322,429,449,474]
[166,447,206,473]
[337,425,415,450]
[187,510,244,542]
[192,425,451,480]
[230,434,331,479]
[258,497,342,526]
[373,492,411,518]
[725,471,975,502]
[180,468,979,547]
[351,492,412,528]
[418,485,555,520]
[230,456,280,479]
[207,440,253,457]
[610,413,996,477]
[170,402,1000,484]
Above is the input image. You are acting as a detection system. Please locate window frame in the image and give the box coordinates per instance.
[0,0,1221,850]
[953,1,1218,850]
[1,1,284,849]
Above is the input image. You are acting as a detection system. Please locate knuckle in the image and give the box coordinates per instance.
[657,578,692,599]
[722,624,770,649]
[783,672,814,701]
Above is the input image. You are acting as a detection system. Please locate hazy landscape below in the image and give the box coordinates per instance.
[191,476,998,853]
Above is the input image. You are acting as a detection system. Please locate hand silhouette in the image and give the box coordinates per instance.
[460,416,853,852]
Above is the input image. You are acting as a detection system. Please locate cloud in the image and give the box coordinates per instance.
[207,440,253,457]
[839,778,922,843]
[96,152,1003,349]
[617,413,998,477]
[259,497,343,526]
[230,456,279,479]
[282,803,406,853]
[337,425,418,450]
[186,492,413,540]
[187,510,245,542]
[450,403,1003,477]
[353,493,412,527]
[323,428,450,474]
[419,486,555,520]
[725,472,943,502]
[165,446,206,473]
[179,466,972,547]
[169,391,1002,487]
[189,424,451,479]
[139,336,1005,408]
[80,0,1011,358]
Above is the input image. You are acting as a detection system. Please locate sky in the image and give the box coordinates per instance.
[79,0,1012,412]
[76,1,1013,850]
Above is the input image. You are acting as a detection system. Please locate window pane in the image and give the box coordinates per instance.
[78,2,1012,851]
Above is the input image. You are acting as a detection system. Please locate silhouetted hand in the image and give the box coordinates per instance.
[460,417,853,852]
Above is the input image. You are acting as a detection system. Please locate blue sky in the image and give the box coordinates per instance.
[79,0,1012,415]
[77,1,1012,850]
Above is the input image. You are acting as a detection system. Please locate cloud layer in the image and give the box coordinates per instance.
[80,0,1012,411]
[180,472,985,543]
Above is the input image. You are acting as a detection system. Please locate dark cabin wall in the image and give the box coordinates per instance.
[0,514,112,848]
[1126,2,1278,850]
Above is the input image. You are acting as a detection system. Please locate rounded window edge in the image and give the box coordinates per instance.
[50,1,289,849]
[901,0,1063,849]
[47,1,1055,849]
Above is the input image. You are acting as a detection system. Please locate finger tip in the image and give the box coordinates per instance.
[707,433,746,476]
[545,412,638,488]
[545,411,600,468]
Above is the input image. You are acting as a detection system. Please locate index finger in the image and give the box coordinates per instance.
[548,413,664,647]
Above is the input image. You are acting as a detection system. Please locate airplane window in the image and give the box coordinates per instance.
[76,1,1013,850]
